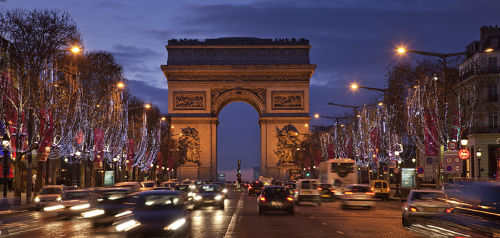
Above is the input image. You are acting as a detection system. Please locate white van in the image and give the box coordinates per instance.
[295,179,321,206]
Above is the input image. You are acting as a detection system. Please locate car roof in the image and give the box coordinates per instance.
[411,189,445,193]
[264,186,287,189]
[42,185,64,188]
[346,184,370,187]
[115,182,140,185]
[135,190,182,196]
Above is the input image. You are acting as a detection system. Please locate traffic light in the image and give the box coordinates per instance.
[306,172,310,177]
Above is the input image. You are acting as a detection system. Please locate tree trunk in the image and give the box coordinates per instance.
[13,157,23,199]
[34,161,44,195]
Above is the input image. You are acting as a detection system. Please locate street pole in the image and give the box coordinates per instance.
[3,148,8,198]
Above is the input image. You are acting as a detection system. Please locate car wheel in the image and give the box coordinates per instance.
[288,208,294,215]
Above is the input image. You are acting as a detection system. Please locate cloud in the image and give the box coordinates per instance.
[92,1,124,9]
[127,80,168,113]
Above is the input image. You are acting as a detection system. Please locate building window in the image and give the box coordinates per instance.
[488,84,498,102]
[488,56,498,72]
[489,112,498,128]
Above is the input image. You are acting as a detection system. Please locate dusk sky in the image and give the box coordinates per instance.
[3,0,499,179]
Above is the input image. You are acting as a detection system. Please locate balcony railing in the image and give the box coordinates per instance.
[461,66,500,80]
[470,126,500,134]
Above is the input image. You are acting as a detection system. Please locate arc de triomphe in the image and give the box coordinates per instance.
[162,37,316,181]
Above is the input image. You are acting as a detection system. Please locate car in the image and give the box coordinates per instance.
[113,182,142,192]
[295,179,321,206]
[371,180,390,201]
[258,186,295,215]
[160,182,179,190]
[318,183,336,201]
[211,182,229,195]
[342,184,375,209]
[192,184,225,209]
[248,181,264,196]
[111,190,191,237]
[272,181,285,186]
[140,181,157,191]
[34,185,65,210]
[401,190,452,227]
[83,188,134,227]
[43,189,96,217]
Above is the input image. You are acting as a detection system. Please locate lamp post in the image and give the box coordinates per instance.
[476,149,482,178]
[2,134,11,198]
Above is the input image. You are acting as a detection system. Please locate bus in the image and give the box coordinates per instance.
[319,159,358,196]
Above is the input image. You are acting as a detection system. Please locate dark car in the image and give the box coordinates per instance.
[193,184,225,209]
[112,190,191,237]
[258,186,295,215]
[318,184,335,200]
[248,181,264,196]
[82,188,133,227]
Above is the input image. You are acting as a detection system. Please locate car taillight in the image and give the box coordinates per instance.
[330,189,336,193]
[410,207,417,212]
[445,208,454,213]
[371,187,374,191]
[248,186,252,190]
[387,187,390,192]
[317,187,322,191]
[344,192,353,195]
[366,192,375,195]
[259,196,266,202]
[286,196,294,201]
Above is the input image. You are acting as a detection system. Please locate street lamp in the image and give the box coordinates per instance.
[70,46,81,54]
[349,83,388,93]
[117,82,126,89]
[476,148,482,178]
[144,104,152,109]
[460,139,468,147]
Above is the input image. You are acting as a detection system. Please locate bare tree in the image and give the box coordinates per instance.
[0,9,80,200]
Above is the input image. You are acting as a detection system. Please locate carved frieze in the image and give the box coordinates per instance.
[275,124,300,164]
[272,91,304,110]
[211,88,266,106]
[167,73,311,82]
[178,127,201,164]
[173,91,206,110]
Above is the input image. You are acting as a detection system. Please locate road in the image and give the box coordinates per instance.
[0,189,426,238]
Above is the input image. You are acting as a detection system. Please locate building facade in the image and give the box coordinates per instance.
[460,25,500,179]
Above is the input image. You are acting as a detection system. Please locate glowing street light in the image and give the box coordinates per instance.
[117,82,125,89]
[314,113,320,119]
[484,48,494,53]
[396,47,406,54]
[71,46,81,54]
[161,116,167,121]
[144,104,152,109]
[350,83,359,90]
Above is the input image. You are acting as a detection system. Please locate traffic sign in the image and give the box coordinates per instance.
[447,141,458,150]
[417,166,425,174]
[458,149,470,160]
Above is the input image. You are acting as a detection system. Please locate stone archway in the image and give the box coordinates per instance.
[162,37,316,181]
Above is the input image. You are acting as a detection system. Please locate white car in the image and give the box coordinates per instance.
[341,184,375,209]
[295,179,321,206]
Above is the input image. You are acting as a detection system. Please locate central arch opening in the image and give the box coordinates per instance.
[217,102,260,182]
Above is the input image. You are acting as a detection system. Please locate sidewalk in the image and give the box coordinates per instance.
[0,191,33,211]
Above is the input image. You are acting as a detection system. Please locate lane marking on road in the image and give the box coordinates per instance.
[336,231,344,235]
[309,216,315,219]
[321,222,327,226]
[223,192,244,238]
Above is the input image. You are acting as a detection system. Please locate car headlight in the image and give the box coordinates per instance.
[222,189,228,193]
[164,218,186,231]
[56,196,62,202]
[215,195,223,200]
[116,219,141,232]
[81,209,105,218]
[189,185,196,189]
[43,204,65,212]
[188,192,195,197]
[70,203,90,211]
[34,196,40,203]
[194,196,202,201]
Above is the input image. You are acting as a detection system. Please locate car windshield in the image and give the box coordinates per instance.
[410,192,446,201]
[198,186,220,193]
[320,184,331,189]
[64,191,89,199]
[301,181,318,189]
[142,183,155,187]
[129,194,182,209]
[347,186,370,192]
[39,188,62,194]
[263,187,289,197]
[178,185,190,191]
[374,182,382,188]
[114,183,136,188]
[251,182,263,188]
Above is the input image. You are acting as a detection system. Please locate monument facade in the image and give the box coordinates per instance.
[162,37,316,180]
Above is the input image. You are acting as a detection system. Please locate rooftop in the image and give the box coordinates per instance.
[168,37,309,46]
